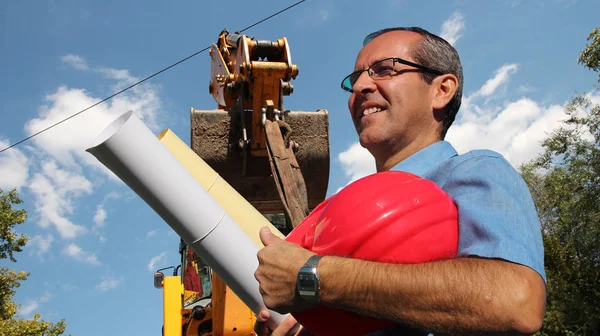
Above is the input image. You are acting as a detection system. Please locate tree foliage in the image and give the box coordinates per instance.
[0,188,67,336]
[0,189,28,262]
[521,27,600,336]
[0,313,66,336]
[579,27,600,82]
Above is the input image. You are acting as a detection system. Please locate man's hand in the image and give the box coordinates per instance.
[254,310,308,336]
[254,226,316,313]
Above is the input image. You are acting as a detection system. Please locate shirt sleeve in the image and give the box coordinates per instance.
[441,152,546,283]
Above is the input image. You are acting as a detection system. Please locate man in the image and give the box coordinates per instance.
[254,27,546,335]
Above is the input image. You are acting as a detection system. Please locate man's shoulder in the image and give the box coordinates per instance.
[462,148,504,158]
[451,148,505,164]
[395,142,519,184]
[439,149,516,175]
[425,147,522,188]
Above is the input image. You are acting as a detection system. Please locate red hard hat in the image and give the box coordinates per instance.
[286,171,458,336]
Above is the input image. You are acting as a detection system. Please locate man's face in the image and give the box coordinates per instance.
[347,31,440,158]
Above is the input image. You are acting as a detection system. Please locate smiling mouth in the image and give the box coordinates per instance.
[359,106,385,120]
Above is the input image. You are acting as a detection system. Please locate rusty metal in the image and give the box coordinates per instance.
[249,61,289,157]
[200,29,330,215]
[191,108,330,214]
[264,119,309,229]
[209,30,299,158]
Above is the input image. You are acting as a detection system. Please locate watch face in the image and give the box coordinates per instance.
[298,273,317,296]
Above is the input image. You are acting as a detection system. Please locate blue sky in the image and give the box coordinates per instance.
[1,0,599,335]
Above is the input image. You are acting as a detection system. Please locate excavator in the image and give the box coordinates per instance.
[153,29,330,336]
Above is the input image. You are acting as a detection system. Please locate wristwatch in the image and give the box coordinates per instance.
[297,255,323,303]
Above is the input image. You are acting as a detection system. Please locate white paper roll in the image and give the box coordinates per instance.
[87,111,287,327]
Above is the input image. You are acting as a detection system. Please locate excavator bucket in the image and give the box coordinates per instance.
[190,108,330,215]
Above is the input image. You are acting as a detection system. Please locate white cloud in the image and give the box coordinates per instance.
[28,161,90,239]
[96,67,137,83]
[17,291,52,318]
[0,140,30,190]
[17,300,39,317]
[39,291,52,303]
[440,11,465,46]
[93,205,107,227]
[447,98,569,167]
[61,54,88,70]
[588,90,600,106]
[477,64,519,97]
[337,143,376,187]
[459,63,520,124]
[24,56,162,173]
[63,243,100,265]
[92,204,108,242]
[445,62,576,168]
[43,160,91,193]
[24,87,140,173]
[518,85,537,94]
[148,252,167,271]
[21,56,164,243]
[146,230,156,238]
[95,276,121,291]
[28,234,54,257]
[104,191,120,200]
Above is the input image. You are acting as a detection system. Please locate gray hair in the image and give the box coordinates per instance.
[364,27,463,139]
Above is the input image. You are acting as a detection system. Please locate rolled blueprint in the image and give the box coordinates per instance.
[86,111,287,327]
[157,129,285,244]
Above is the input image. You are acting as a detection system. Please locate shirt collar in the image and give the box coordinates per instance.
[391,141,458,177]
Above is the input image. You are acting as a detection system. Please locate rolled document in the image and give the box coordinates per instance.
[87,111,287,327]
[157,129,284,245]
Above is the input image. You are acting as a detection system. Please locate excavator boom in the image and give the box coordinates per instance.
[157,29,330,336]
[199,29,330,219]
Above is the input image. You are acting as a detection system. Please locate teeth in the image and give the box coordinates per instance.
[363,107,382,116]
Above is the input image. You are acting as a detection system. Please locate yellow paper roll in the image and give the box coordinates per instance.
[157,129,285,246]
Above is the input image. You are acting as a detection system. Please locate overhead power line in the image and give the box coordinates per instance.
[0,0,306,154]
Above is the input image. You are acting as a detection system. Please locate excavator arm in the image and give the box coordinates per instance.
[156,29,330,336]
[196,29,329,228]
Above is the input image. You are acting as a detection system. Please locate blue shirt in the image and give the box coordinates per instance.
[392,141,545,282]
[367,141,545,336]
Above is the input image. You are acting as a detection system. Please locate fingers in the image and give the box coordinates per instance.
[271,315,300,336]
[254,310,271,336]
[254,312,302,336]
[260,226,282,246]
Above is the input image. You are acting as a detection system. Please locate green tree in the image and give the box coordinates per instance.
[0,188,67,336]
[521,27,600,336]
[0,189,28,263]
[579,27,600,82]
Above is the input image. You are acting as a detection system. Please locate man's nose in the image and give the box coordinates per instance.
[352,71,376,95]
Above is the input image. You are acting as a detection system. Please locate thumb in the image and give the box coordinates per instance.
[254,310,271,336]
[260,226,282,247]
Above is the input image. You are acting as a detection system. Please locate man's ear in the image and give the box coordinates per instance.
[431,74,458,110]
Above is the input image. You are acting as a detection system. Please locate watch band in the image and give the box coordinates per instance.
[304,254,323,270]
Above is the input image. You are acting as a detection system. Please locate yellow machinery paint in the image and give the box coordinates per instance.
[152,29,329,336]
[163,276,185,336]
[155,129,285,335]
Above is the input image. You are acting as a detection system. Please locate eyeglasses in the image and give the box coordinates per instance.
[340,57,443,93]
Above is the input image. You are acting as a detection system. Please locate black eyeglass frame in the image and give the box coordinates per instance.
[340,57,444,93]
